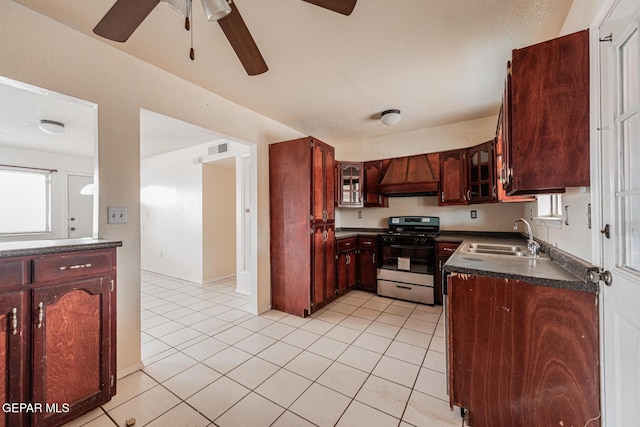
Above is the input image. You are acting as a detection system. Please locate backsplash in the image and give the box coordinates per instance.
[336,196,527,232]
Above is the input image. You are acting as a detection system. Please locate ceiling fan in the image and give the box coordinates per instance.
[93,0,357,76]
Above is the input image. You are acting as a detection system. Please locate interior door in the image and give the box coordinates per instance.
[67,174,93,238]
[599,4,640,426]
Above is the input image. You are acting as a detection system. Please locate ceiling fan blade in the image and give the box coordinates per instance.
[217,2,268,76]
[302,0,357,16]
[93,0,161,42]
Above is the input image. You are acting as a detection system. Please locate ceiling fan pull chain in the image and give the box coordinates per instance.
[189,0,195,60]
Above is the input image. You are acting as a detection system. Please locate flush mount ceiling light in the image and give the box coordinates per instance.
[201,0,232,21]
[381,109,401,126]
[39,119,65,135]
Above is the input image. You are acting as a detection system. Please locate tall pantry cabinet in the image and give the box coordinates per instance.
[270,136,336,317]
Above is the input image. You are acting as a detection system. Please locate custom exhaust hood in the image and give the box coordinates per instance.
[378,153,440,196]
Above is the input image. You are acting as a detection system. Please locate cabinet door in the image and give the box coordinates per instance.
[363,160,389,207]
[439,150,467,205]
[357,247,377,292]
[337,162,363,207]
[435,242,459,305]
[312,225,335,309]
[32,277,113,427]
[336,252,349,293]
[510,30,589,193]
[0,292,27,427]
[467,141,496,203]
[449,275,599,427]
[312,140,335,223]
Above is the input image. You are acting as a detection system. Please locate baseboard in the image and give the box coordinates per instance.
[117,361,144,379]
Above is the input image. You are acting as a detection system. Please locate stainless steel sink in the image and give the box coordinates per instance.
[460,242,548,259]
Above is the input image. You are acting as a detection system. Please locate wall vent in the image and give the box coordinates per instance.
[209,142,228,156]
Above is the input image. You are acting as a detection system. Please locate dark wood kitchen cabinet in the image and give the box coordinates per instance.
[448,274,600,427]
[356,236,377,292]
[434,242,459,305]
[0,243,120,427]
[270,136,337,316]
[335,237,357,294]
[336,162,364,208]
[363,160,389,207]
[466,141,496,204]
[439,150,467,206]
[503,30,590,195]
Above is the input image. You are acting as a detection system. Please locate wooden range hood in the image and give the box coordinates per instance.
[378,153,440,196]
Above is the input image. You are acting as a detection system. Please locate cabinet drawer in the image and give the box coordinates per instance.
[437,242,460,256]
[336,237,357,252]
[0,258,30,287]
[33,250,112,283]
[358,236,377,248]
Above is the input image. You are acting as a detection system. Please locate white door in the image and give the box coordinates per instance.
[67,174,94,238]
[599,3,640,426]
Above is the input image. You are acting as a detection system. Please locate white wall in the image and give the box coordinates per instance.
[0,146,93,242]
[141,144,204,283]
[0,0,302,373]
[203,163,236,282]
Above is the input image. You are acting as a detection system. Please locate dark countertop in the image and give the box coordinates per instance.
[335,228,386,239]
[443,235,599,294]
[0,238,123,258]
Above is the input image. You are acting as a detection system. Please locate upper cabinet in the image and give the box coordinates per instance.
[466,141,496,204]
[503,30,590,195]
[312,140,335,223]
[336,162,364,208]
[363,160,389,207]
[439,150,467,205]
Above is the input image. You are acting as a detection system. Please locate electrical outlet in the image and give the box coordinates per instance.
[357,210,363,219]
[470,210,477,219]
[107,207,127,224]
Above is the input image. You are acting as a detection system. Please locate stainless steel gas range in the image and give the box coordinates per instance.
[377,216,439,305]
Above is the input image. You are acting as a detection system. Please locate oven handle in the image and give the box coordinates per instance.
[387,244,435,250]
[396,285,413,290]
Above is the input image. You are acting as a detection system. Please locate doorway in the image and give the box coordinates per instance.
[67,174,94,238]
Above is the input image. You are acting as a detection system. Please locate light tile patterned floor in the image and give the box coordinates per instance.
[63,271,463,427]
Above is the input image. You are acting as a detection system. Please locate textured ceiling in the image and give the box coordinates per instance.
[9,0,573,148]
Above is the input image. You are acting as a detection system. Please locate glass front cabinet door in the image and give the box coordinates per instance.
[337,162,364,207]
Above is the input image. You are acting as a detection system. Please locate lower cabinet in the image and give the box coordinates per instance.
[0,246,118,427]
[448,274,600,427]
[356,237,377,292]
[336,238,357,294]
[313,225,336,309]
[335,236,378,294]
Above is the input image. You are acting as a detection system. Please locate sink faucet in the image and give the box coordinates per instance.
[513,218,541,257]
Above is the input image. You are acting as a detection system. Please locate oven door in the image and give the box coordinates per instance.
[379,242,435,275]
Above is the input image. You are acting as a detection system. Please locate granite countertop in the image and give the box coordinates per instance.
[0,238,123,258]
[443,235,599,293]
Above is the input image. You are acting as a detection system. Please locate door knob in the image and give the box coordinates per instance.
[70,227,76,231]
[70,217,76,221]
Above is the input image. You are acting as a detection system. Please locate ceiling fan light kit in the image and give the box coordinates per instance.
[93,0,357,76]
[381,109,401,126]
[202,0,232,22]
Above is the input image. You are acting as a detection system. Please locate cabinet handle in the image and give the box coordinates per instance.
[37,302,44,329]
[441,192,445,202]
[59,263,92,271]
[363,241,372,245]
[439,260,442,271]
[346,254,350,264]
[11,308,17,335]
[372,253,376,264]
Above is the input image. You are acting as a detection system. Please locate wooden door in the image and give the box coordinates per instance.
[363,160,389,207]
[324,225,336,300]
[312,225,335,308]
[0,291,27,427]
[336,252,349,293]
[510,30,589,193]
[312,139,335,223]
[357,247,377,292]
[449,275,599,427]
[31,277,112,427]
[439,150,467,205]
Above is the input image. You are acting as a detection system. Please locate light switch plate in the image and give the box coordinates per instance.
[108,207,127,224]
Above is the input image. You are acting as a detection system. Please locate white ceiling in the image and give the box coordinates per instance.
[11,0,574,146]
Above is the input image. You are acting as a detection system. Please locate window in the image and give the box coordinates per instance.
[0,167,52,234]
[536,194,563,218]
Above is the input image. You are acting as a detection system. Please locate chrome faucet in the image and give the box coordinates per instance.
[513,218,541,256]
